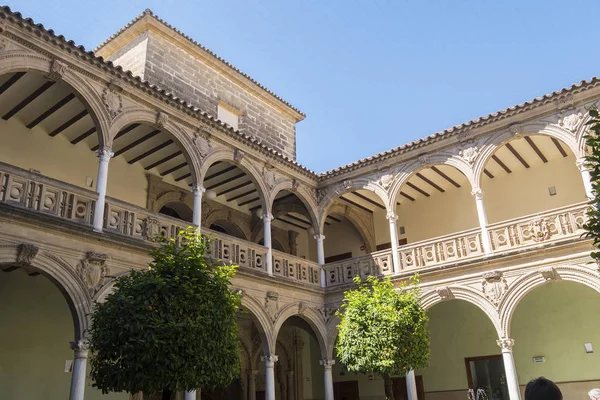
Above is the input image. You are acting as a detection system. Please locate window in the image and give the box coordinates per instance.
[217,101,240,130]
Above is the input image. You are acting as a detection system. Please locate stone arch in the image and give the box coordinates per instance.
[498,265,600,338]
[324,201,376,254]
[153,191,193,213]
[200,148,269,213]
[420,285,502,337]
[272,303,328,359]
[0,51,111,148]
[325,314,341,360]
[0,243,91,340]
[318,178,389,233]
[473,123,580,188]
[238,292,275,355]
[269,180,319,229]
[110,107,201,184]
[387,155,476,210]
[204,209,250,240]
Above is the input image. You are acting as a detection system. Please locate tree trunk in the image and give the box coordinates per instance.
[382,373,394,400]
[161,389,173,400]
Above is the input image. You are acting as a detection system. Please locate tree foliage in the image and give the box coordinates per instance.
[89,228,241,397]
[584,107,600,260]
[335,275,430,399]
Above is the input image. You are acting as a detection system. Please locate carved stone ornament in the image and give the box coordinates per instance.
[342,180,353,190]
[233,288,246,298]
[315,188,326,205]
[194,130,212,161]
[418,154,431,166]
[143,217,161,241]
[509,123,524,136]
[528,217,551,242]
[539,266,559,281]
[298,302,307,315]
[48,59,68,81]
[17,243,39,265]
[0,39,6,52]
[319,306,336,324]
[262,164,276,190]
[319,359,335,369]
[559,112,582,132]
[292,178,300,191]
[156,111,169,128]
[386,212,398,222]
[234,149,245,163]
[436,286,454,300]
[496,338,515,350]
[102,86,123,119]
[70,339,90,352]
[265,291,279,323]
[459,145,479,166]
[0,18,7,34]
[78,252,109,297]
[481,270,508,306]
[378,173,394,190]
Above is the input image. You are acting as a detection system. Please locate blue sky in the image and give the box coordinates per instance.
[8,0,600,173]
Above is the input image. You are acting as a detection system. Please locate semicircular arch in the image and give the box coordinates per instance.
[272,303,328,359]
[270,181,319,229]
[238,292,275,355]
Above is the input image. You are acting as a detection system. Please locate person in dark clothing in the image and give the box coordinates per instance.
[524,377,562,400]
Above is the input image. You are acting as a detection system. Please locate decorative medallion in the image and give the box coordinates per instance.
[459,145,479,166]
[102,86,122,119]
[262,164,276,191]
[509,123,524,136]
[194,130,212,161]
[17,243,38,265]
[265,291,279,323]
[528,217,551,242]
[298,302,307,315]
[481,270,508,306]
[436,286,453,300]
[78,252,109,297]
[378,173,394,190]
[418,154,431,166]
[143,217,160,241]
[315,188,326,205]
[559,112,581,133]
[48,59,68,81]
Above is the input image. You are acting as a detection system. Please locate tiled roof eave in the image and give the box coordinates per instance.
[94,9,305,120]
[0,6,318,180]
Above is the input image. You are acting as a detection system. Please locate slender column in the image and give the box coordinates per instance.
[320,359,335,400]
[92,148,113,232]
[386,212,401,274]
[472,189,492,255]
[314,234,326,287]
[286,371,295,400]
[184,391,196,400]
[262,212,274,275]
[497,338,521,400]
[577,158,594,200]
[69,340,89,400]
[406,370,418,400]
[261,355,278,400]
[248,370,258,400]
[191,184,205,227]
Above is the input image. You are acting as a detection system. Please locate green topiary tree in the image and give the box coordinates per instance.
[584,107,600,260]
[88,228,241,400]
[335,275,430,400]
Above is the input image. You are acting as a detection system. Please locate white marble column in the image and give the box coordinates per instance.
[184,390,197,400]
[262,212,274,275]
[69,340,89,400]
[248,370,258,400]
[497,338,521,400]
[406,370,418,400]
[320,359,335,400]
[92,148,113,232]
[472,189,492,255]
[262,355,278,400]
[386,212,401,274]
[577,157,594,200]
[314,234,326,287]
[191,184,205,227]
[286,371,295,400]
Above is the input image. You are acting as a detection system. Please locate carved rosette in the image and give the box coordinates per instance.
[78,252,109,297]
[70,339,90,353]
[265,291,279,323]
[481,270,508,306]
[528,217,551,242]
[17,243,39,265]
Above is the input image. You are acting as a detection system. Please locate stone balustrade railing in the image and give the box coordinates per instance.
[323,250,394,287]
[272,248,321,286]
[488,202,588,252]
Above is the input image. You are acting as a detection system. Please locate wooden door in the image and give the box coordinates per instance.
[392,376,425,400]
[333,380,360,400]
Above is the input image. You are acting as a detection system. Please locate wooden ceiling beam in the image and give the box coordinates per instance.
[339,196,373,214]
[276,217,307,231]
[406,182,429,197]
[552,138,568,157]
[0,72,26,95]
[26,93,75,129]
[483,169,494,179]
[113,129,160,157]
[204,165,237,181]
[350,191,386,209]
[49,109,88,137]
[218,180,253,196]
[415,172,445,193]
[206,172,246,190]
[400,191,415,202]
[431,166,461,188]
[285,214,312,226]
[327,215,342,223]
[239,197,260,207]
[146,151,182,170]
[524,136,548,163]
[3,80,54,120]
[175,173,191,182]
[227,188,256,202]
[506,143,530,168]
[492,154,512,173]
[71,127,96,145]
[129,139,174,164]
[161,161,187,176]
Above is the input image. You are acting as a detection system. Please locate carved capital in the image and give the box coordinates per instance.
[48,59,68,81]
[261,354,279,367]
[313,234,326,242]
[496,338,515,351]
[96,147,114,161]
[386,212,398,222]
[471,188,484,200]
[191,184,206,195]
[70,339,90,353]
[319,359,335,370]
[17,243,38,265]
[261,211,274,222]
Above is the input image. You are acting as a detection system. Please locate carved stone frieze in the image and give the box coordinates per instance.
[47,59,68,81]
[457,129,474,143]
[17,243,38,265]
[481,270,508,306]
[436,286,453,300]
[102,86,123,119]
[78,252,109,297]
[528,217,551,242]
[265,291,279,323]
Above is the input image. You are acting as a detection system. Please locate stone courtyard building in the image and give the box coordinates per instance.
[0,6,598,400]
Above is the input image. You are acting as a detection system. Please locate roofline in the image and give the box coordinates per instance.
[0,6,317,180]
[94,9,306,122]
